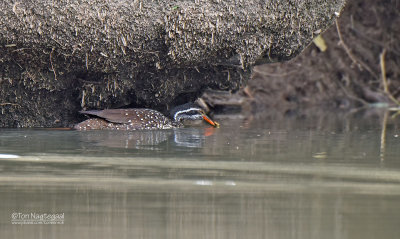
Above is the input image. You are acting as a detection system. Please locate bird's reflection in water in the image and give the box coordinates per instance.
[79,130,172,150]
[173,128,207,148]
[78,127,217,150]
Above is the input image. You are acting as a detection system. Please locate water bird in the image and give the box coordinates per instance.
[74,103,219,130]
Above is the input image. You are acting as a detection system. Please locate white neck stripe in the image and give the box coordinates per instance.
[174,108,201,121]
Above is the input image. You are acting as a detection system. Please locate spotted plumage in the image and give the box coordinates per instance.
[74,103,218,130]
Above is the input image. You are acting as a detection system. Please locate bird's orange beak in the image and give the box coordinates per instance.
[202,114,220,128]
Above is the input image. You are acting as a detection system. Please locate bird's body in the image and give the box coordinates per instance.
[74,103,218,130]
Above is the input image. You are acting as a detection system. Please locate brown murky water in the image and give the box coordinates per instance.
[1,110,400,238]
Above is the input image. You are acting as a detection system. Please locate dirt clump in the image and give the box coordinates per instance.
[205,0,400,115]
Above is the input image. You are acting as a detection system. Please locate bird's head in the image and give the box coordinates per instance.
[170,103,219,127]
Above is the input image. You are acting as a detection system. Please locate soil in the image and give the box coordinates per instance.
[203,0,400,116]
[0,0,345,127]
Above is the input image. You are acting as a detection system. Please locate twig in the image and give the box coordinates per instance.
[50,48,57,81]
[0,103,20,107]
[390,110,400,119]
[380,110,388,162]
[85,52,89,70]
[81,90,86,108]
[350,27,400,56]
[335,19,378,79]
[380,48,400,105]
[336,80,368,105]
[381,48,389,93]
